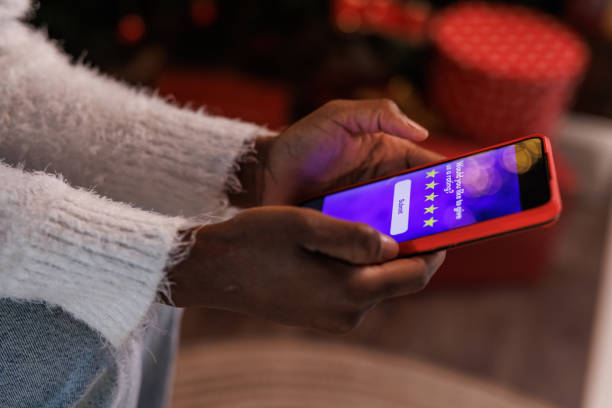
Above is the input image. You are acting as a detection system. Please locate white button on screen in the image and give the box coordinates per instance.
[390,179,411,235]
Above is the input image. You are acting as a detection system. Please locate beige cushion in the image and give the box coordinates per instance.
[171,338,556,408]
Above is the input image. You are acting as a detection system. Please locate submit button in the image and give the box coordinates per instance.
[390,179,411,235]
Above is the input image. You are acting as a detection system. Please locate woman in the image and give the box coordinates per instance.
[0,0,445,406]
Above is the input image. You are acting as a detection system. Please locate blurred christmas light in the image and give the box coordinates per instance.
[117,14,146,45]
[332,0,430,43]
[190,0,218,28]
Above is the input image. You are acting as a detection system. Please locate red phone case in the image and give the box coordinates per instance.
[307,134,562,256]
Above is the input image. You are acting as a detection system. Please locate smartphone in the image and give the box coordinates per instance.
[300,134,561,255]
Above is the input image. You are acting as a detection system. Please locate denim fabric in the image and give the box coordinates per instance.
[0,299,181,408]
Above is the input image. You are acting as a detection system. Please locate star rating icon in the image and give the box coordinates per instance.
[423,217,438,227]
[422,168,439,229]
[424,204,438,214]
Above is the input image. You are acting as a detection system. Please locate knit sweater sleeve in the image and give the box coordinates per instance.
[0,162,188,347]
[0,1,273,346]
[0,17,274,217]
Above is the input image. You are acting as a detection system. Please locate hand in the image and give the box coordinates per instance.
[168,206,445,333]
[231,99,443,206]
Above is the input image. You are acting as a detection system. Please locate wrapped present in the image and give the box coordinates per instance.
[429,3,589,144]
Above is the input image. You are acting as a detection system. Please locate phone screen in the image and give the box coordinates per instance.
[302,138,550,243]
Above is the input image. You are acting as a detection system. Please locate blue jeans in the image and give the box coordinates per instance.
[0,299,182,408]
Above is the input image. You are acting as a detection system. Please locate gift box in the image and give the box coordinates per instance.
[429,3,588,144]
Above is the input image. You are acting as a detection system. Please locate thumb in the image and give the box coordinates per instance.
[323,99,428,141]
[298,210,399,265]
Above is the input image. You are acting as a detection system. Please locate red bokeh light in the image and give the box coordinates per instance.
[117,14,146,45]
[332,0,430,41]
[190,0,218,28]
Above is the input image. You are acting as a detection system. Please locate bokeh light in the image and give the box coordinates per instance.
[463,156,502,197]
[190,0,218,28]
[117,14,146,45]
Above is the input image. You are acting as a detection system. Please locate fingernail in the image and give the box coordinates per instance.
[380,234,399,259]
[403,117,429,140]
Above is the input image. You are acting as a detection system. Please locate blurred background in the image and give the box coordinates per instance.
[31,1,612,407]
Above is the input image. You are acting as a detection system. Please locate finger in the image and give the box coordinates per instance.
[325,99,428,141]
[350,251,446,299]
[404,142,445,168]
[298,210,399,265]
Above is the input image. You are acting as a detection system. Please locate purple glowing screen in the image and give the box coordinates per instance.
[320,145,522,242]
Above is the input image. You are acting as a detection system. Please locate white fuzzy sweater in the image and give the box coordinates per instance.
[0,0,272,347]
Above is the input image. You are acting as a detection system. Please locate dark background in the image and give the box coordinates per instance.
[29,0,612,125]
